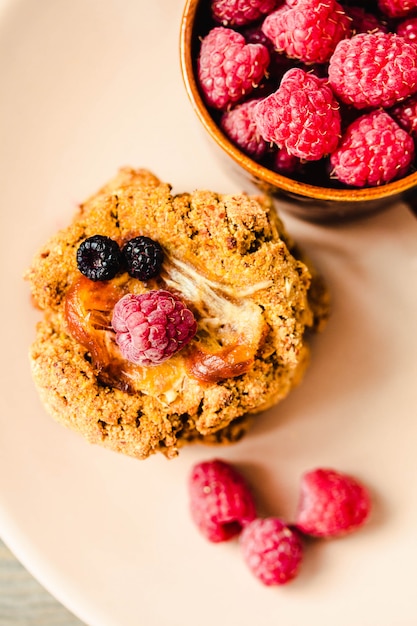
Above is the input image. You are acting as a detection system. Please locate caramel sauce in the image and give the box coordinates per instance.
[64,275,127,373]
[64,275,256,391]
[186,344,254,383]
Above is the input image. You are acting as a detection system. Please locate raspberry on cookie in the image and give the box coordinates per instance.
[112,291,197,366]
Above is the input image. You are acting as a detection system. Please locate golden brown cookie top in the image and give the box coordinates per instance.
[26,168,329,459]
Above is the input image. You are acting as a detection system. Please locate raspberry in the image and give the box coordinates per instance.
[211,0,279,27]
[344,6,388,34]
[189,459,257,543]
[328,32,417,109]
[396,16,417,44]
[240,518,303,585]
[242,23,294,84]
[241,22,275,49]
[197,26,270,110]
[254,68,341,160]
[378,0,417,18]
[122,236,164,281]
[295,468,372,538]
[76,235,121,282]
[111,290,197,366]
[273,146,302,175]
[220,99,267,158]
[390,93,417,136]
[261,0,351,65]
[330,110,415,187]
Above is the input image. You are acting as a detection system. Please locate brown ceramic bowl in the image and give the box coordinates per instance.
[179,0,417,222]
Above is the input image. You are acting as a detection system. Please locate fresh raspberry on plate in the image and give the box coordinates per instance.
[295,468,372,538]
[254,68,341,160]
[111,290,197,366]
[396,16,417,45]
[220,99,268,158]
[390,93,417,136]
[240,518,303,585]
[211,0,280,27]
[328,31,417,109]
[378,0,417,18]
[261,0,351,64]
[197,26,270,110]
[330,110,415,187]
[189,459,257,543]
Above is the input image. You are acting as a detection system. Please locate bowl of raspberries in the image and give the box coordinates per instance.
[180,0,417,221]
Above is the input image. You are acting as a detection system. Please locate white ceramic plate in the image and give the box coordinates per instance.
[1,1,417,625]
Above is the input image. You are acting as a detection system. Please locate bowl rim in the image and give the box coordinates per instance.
[179,0,417,203]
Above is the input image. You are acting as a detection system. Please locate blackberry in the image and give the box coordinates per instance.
[76,235,122,281]
[122,236,164,281]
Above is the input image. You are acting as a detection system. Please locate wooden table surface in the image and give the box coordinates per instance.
[0,539,85,626]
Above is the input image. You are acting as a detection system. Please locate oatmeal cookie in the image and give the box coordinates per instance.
[26,168,329,459]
